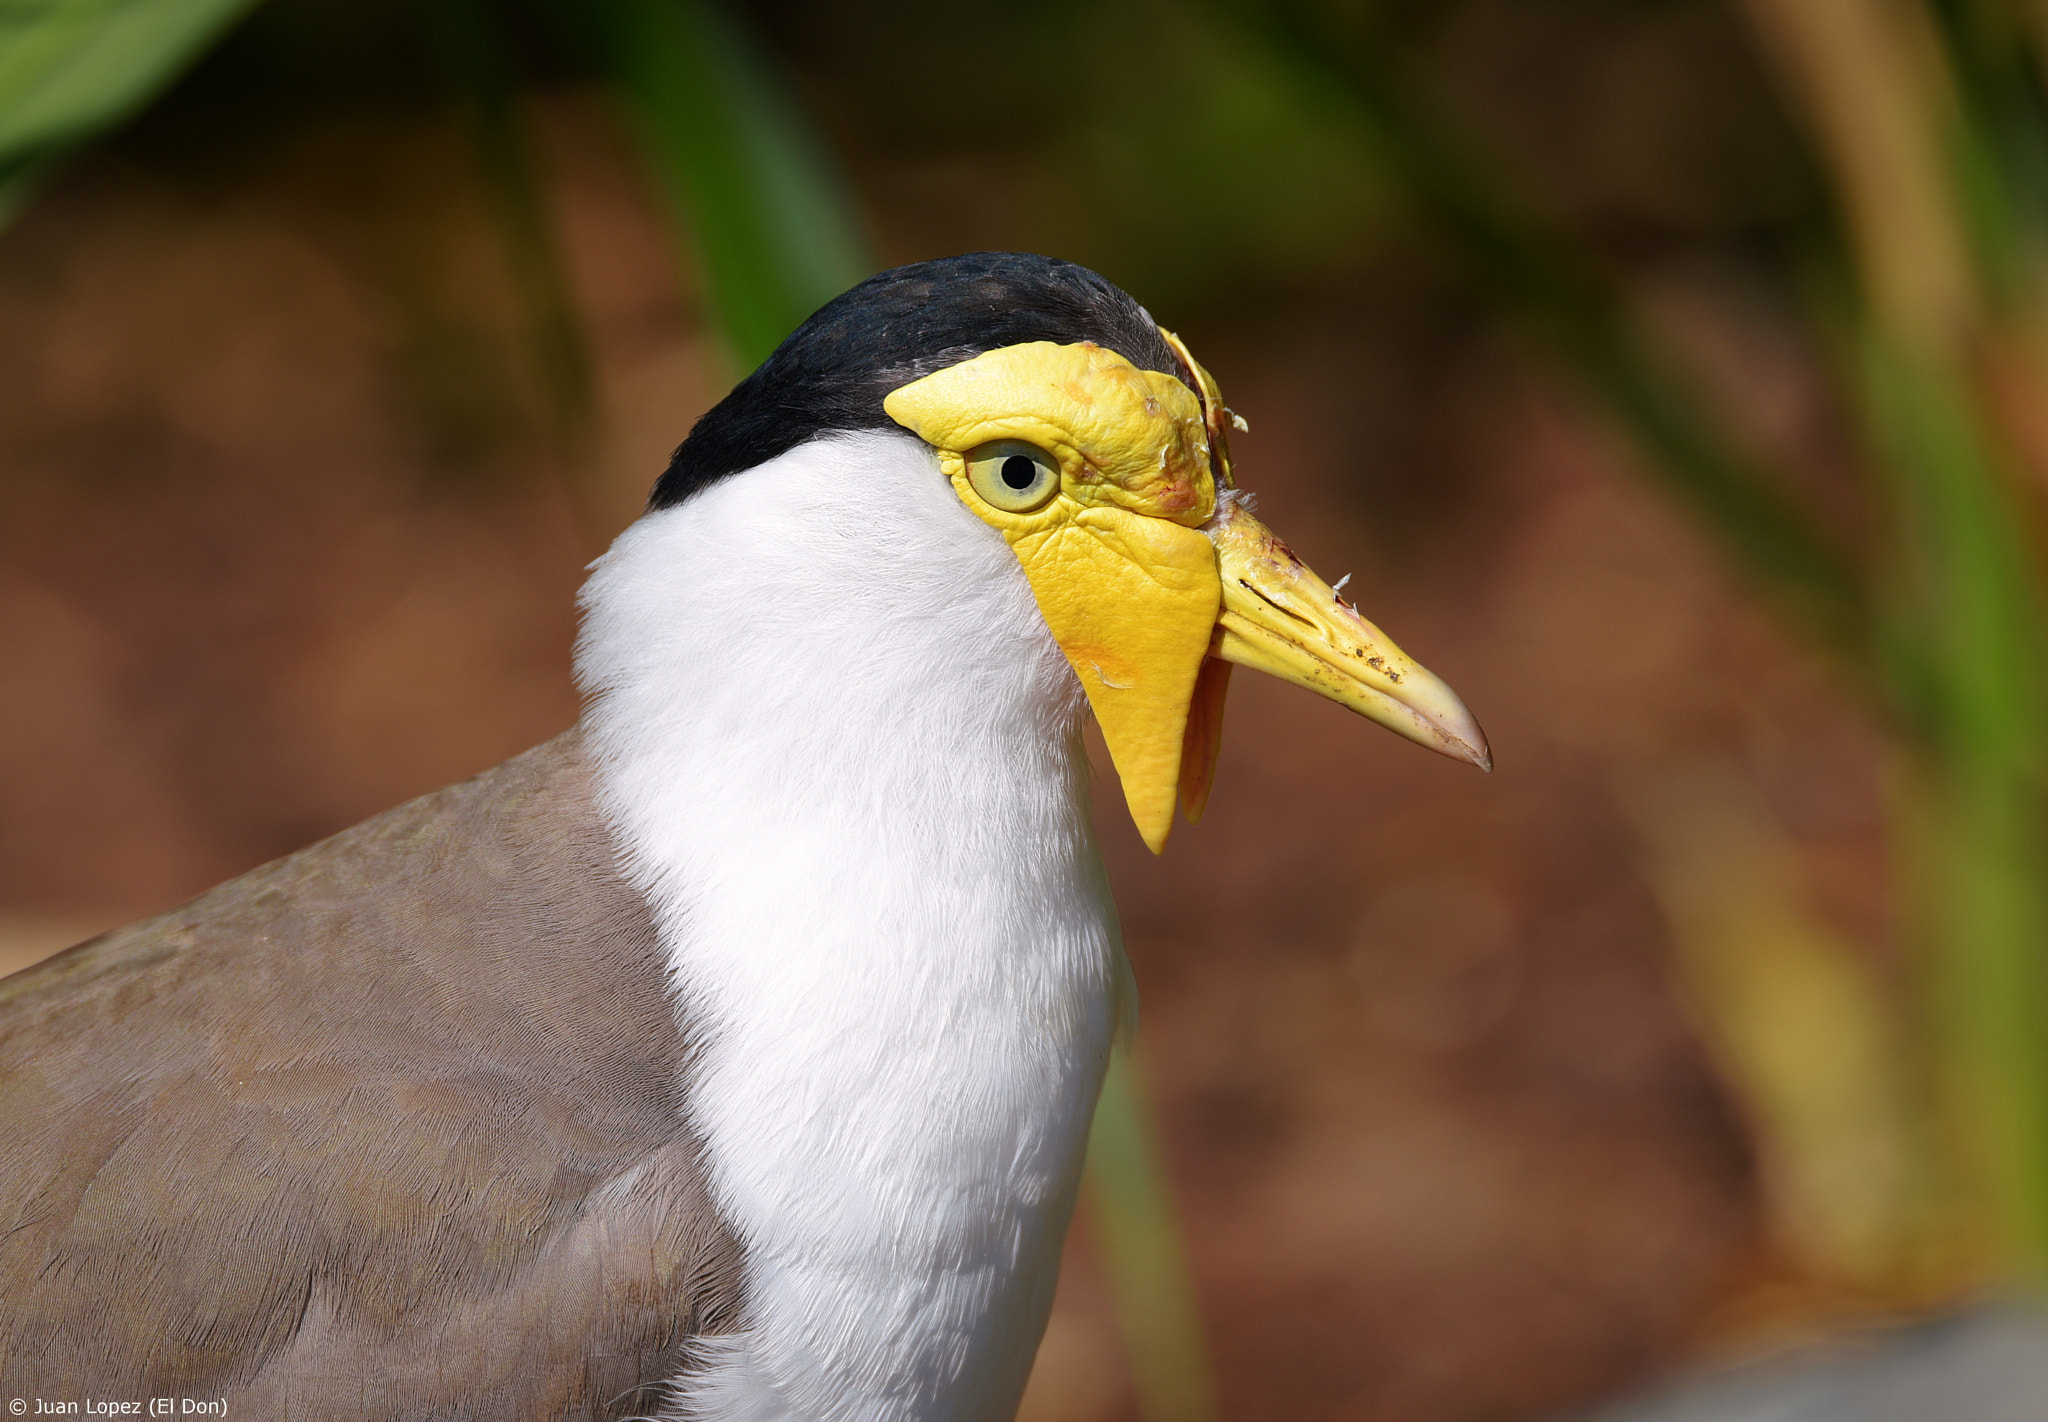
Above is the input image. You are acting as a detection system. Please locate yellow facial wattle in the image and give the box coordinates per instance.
[884,335,1490,856]
[886,341,1223,854]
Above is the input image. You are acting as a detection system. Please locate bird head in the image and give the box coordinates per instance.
[650,254,1489,854]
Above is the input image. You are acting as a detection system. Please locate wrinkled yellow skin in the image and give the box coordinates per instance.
[884,341,1217,522]
[1159,326,1238,491]
[885,341,1222,853]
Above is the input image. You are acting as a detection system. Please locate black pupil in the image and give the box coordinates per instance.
[1000,455,1039,491]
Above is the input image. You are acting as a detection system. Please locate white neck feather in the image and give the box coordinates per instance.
[576,431,1126,1422]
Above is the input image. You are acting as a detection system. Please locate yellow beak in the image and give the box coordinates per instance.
[1206,494,1491,772]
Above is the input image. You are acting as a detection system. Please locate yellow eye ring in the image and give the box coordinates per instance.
[964,440,1061,513]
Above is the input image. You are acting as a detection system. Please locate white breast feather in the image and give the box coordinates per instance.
[576,432,1126,1422]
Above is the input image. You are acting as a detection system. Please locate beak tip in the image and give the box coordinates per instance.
[1439,735,1492,773]
[1424,706,1491,774]
[1464,731,1494,773]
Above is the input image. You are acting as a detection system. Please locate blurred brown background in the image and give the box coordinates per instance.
[0,0,1976,1418]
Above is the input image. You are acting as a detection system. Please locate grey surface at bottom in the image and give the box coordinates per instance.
[1571,1305,2048,1422]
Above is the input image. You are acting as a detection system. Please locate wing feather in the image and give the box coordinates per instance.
[0,733,740,1419]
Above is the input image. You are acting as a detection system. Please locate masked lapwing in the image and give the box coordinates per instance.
[0,253,1487,1420]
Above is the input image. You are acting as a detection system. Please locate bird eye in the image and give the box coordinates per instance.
[964,441,1060,513]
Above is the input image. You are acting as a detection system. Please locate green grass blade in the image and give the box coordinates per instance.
[0,0,262,222]
[588,0,867,368]
[1742,0,2048,1283]
[1860,336,2048,1274]
[1087,1046,1222,1422]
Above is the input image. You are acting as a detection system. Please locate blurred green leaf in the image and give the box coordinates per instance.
[589,0,867,368]
[1740,0,2048,1281]
[0,0,261,214]
[1087,1046,1222,1422]
[1860,334,2048,1272]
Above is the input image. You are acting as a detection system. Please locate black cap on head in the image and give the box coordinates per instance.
[648,253,1189,510]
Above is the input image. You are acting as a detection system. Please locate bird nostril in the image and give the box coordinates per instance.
[1237,577,1320,634]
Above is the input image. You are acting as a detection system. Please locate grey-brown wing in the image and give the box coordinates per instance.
[0,734,742,1419]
